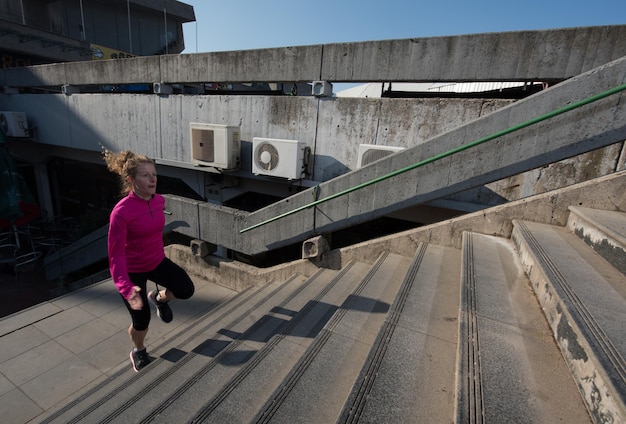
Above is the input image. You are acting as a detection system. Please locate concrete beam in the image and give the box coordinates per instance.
[158,46,323,83]
[2,25,625,87]
[322,25,626,82]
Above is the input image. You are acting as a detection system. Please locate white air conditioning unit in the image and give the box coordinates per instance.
[356,144,405,169]
[252,137,309,180]
[0,112,29,138]
[190,123,241,170]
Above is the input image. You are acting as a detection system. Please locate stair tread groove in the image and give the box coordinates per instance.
[38,278,247,424]
[178,261,371,424]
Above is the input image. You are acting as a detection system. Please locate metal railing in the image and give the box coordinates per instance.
[240,83,626,233]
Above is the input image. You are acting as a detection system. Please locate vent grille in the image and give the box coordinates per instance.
[191,128,214,162]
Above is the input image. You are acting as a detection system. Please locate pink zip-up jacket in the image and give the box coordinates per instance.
[108,191,166,299]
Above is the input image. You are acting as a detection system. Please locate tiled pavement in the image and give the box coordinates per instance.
[0,273,237,423]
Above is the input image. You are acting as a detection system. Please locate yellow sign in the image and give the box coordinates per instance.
[91,44,136,60]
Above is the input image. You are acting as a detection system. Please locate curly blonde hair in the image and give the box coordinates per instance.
[102,148,155,196]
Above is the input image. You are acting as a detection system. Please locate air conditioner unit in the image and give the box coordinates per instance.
[252,137,309,180]
[356,144,405,169]
[0,112,29,138]
[190,123,241,170]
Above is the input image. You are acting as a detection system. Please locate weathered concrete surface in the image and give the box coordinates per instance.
[484,142,626,202]
[336,170,626,259]
[1,25,625,86]
[567,206,626,275]
[322,25,626,82]
[512,219,626,422]
[0,26,623,194]
[0,93,512,183]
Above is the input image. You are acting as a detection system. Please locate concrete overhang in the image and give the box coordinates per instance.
[131,0,196,23]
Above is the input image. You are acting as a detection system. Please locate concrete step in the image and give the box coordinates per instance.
[567,206,626,276]
[337,242,461,423]
[457,232,591,423]
[246,252,412,424]
[512,219,626,423]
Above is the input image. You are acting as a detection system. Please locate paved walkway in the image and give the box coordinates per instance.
[0,274,237,423]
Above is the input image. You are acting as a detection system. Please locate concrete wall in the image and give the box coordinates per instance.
[3,89,619,202]
[0,93,512,183]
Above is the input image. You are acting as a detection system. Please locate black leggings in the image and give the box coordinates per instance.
[122,257,195,331]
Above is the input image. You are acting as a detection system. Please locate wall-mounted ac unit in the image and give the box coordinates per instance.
[356,144,405,169]
[0,112,29,138]
[252,137,309,180]
[190,123,241,170]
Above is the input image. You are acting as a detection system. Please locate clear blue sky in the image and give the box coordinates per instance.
[180,0,625,54]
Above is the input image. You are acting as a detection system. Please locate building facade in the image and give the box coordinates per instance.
[0,0,195,67]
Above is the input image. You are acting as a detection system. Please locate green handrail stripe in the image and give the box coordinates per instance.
[240,82,626,233]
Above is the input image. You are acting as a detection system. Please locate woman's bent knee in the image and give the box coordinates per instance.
[176,282,194,300]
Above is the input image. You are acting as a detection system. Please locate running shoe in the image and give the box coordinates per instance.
[130,348,150,372]
[148,289,173,323]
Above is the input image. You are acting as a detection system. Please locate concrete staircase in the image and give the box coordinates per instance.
[28,200,625,423]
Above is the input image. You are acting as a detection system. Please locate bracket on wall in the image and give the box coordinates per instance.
[312,81,333,97]
[153,82,173,95]
[62,84,80,95]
